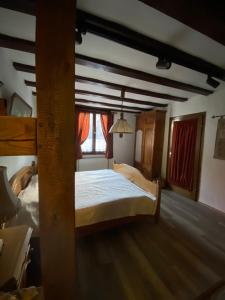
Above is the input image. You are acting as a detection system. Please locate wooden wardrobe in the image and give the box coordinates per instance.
[134,110,166,180]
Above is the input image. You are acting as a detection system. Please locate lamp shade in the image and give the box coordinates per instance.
[109,113,133,134]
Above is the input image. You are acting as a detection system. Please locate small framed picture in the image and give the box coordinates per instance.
[9,93,32,117]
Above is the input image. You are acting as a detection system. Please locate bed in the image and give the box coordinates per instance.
[1,163,160,236]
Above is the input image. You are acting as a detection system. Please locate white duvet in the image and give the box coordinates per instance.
[10,169,157,234]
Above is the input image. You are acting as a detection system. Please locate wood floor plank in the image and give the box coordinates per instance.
[75,189,225,299]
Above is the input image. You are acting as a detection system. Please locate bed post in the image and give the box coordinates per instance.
[36,1,76,299]
[154,179,161,223]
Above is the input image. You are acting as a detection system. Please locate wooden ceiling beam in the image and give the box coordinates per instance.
[24,80,185,102]
[12,51,212,96]
[32,89,167,108]
[24,77,185,102]
[75,98,150,111]
[13,62,35,73]
[1,1,225,80]
[77,10,225,81]
[76,54,213,96]
[75,75,204,99]
[0,1,36,15]
[139,0,225,47]
[25,80,36,87]
[30,95,141,113]
[75,104,140,114]
[75,91,168,107]
[0,34,35,53]
[76,89,179,103]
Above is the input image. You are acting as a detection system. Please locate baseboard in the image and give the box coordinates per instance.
[199,201,225,217]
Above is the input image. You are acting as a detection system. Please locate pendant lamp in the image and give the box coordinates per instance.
[109,89,134,138]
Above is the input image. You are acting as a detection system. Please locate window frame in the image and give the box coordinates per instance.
[81,111,106,155]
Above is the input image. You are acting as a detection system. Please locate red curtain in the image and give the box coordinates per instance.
[169,118,198,191]
[100,113,113,159]
[75,111,90,159]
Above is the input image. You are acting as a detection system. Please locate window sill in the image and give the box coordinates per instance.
[82,154,106,159]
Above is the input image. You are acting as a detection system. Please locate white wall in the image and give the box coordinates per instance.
[77,156,113,171]
[0,48,36,179]
[162,86,225,213]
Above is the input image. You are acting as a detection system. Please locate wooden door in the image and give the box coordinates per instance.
[167,112,205,200]
[142,124,155,179]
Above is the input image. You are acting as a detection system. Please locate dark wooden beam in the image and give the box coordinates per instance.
[77,10,225,81]
[75,90,168,106]
[76,104,140,114]
[0,34,35,53]
[0,0,36,15]
[139,0,225,47]
[1,1,225,80]
[75,75,206,99]
[25,78,185,102]
[76,54,213,96]
[36,0,76,299]
[33,90,167,107]
[14,62,35,73]
[25,80,36,87]
[75,98,150,111]
[13,54,212,96]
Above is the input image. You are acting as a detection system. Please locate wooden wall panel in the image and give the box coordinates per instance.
[36,1,76,299]
[0,116,36,155]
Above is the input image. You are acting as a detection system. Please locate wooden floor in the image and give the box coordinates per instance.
[76,190,225,300]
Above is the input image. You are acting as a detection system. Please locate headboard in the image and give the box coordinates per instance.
[0,163,37,226]
[0,166,21,225]
[9,163,37,196]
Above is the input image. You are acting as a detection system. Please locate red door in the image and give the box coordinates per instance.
[167,113,205,200]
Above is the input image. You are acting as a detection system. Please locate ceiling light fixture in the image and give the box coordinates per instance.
[76,30,82,45]
[156,57,172,70]
[206,75,220,88]
[109,89,134,138]
[76,23,87,45]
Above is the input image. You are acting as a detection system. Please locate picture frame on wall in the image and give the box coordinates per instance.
[9,93,32,117]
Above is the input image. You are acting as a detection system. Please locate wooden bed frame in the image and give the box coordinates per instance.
[0,158,161,235]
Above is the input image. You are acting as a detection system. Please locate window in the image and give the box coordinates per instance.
[81,113,106,154]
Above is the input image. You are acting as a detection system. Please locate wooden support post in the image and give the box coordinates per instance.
[36,1,76,299]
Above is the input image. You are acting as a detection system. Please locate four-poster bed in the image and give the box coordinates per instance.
[0,1,159,297]
[0,112,161,296]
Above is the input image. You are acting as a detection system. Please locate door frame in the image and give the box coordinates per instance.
[166,112,206,201]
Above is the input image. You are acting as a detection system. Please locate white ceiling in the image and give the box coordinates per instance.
[0,1,225,111]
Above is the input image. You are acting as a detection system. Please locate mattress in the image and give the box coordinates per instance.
[9,169,157,234]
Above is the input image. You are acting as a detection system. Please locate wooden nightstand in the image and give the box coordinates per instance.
[0,225,33,292]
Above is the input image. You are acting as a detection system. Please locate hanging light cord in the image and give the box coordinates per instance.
[121,88,125,119]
